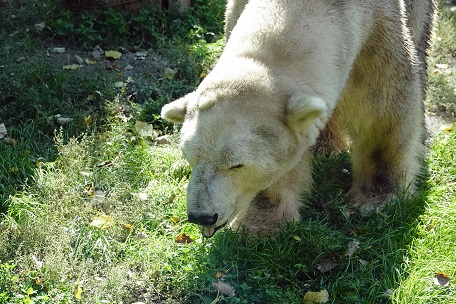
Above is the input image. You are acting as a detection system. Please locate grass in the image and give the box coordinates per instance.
[0,0,456,303]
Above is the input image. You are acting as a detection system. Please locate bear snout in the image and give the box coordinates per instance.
[187,212,218,226]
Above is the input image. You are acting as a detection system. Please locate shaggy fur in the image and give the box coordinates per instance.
[161,0,436,237]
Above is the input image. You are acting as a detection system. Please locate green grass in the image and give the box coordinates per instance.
[1,0,456,303]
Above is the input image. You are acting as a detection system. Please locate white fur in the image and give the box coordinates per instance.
[161,0,435,236]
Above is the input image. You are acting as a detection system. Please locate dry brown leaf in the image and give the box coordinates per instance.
[434,272,450,287]
[96,161,112,168]
[175,233,194,244]
[345,240,360,257]
[0,123,7,139]
[215,271,226,279]
[317,257,338,273]
[168,194,176,203]
[3,137,16,146]
[213,282,235,296]
[303,289,329,303]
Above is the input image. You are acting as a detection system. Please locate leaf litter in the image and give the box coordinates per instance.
[434,271,451,287]
[303,289,329,304]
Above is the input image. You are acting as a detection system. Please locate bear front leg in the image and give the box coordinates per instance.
[232,151,313,235]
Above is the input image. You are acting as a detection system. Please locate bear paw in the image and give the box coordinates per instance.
[347,188,397,216]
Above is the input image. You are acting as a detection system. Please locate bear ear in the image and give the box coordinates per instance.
[161,92,196,123]
[286,93,326,128]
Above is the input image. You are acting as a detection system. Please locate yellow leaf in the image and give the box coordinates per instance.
[303,289,329,304]
[84,115,93,127]
[90,215,114,230]
[441,123,455,132]
[170,216,183,224]
[63,64,82,70]
[200,71,207,79]
[105,50,122,59]
[85,58,97,65]
[123,223,133,230]
[75,282,82,300]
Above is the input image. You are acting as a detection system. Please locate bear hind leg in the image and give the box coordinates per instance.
[347,118,424,215]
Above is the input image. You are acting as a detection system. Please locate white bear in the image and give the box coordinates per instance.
[161,0,435,237]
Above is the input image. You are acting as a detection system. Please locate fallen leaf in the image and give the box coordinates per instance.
[135,51,148,57]
[163,67,176,79]
[155,135,172,145]
[85,59,97,65]
[383,289,394,297]
[34,22,46,31]
[3,137,16,146]
[114,81,125,88]
[441,123,455,132]
[434,272,450,287]
[425,219,436,232]
[170,216,183,224]
[175,233,194,244]
[105,50,122,59]
[73,54,84,65]
[213,282,235,296]
[293,235,302,241]
[84,115,93,127]
[358,259,369,266]
[90,215,114,230]
[51,47,66,54]
[135,120,156,137]
[135,232,148,240]
[168,194,176,203]
[215,271,227,279]
[435,63,449,69]
[35,158,44,167]
[345,240,360,257]
[303,289,329,304]
[56,116,73,126]
[138,192,148,201]
[96,161,112,168]
[200,71,207,79]
[0,123,7,139]
[75,282,83,300]
[63,64,82,70]
[317,257,338,273]
[123,224,133,230]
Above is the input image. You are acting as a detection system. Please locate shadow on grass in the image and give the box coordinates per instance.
[185,153,429,303]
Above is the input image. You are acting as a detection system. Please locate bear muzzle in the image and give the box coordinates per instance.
[187,212,218,226]
[188,212,228,238]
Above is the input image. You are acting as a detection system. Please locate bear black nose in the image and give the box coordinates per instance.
[187,213,218,226]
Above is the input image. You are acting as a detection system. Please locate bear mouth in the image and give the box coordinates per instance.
[200,222,227,238]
